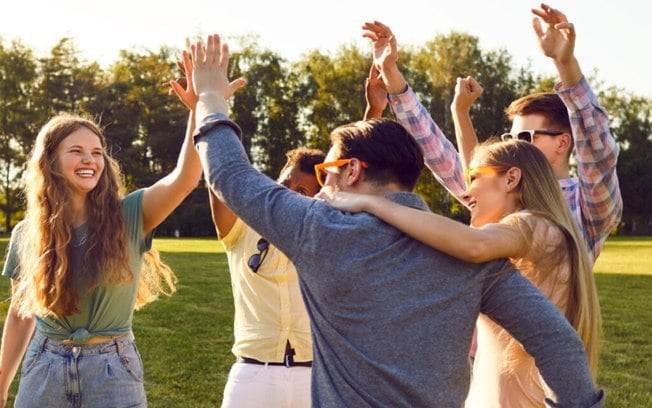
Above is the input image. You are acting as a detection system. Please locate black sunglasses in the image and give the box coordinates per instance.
[500,129,564,143]
[247,238,269,273]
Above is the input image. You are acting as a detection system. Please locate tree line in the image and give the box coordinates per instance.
[1,33,650,236]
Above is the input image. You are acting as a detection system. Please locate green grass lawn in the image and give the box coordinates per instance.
[0,236,650,407]
[591,236,652,406]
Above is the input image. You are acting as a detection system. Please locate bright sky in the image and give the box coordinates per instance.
[2,0,651,98]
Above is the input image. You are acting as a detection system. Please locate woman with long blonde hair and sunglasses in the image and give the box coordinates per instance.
[318,139,601,407]
[0,103,202,406]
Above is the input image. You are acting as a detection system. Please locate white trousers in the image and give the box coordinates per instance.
[221,362,311,408]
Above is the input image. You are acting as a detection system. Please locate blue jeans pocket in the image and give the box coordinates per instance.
[114,342,144,382]
[20,343,48,378]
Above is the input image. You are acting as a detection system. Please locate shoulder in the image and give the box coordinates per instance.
[6,220,28,249]
[122,189,146,210]
[501,210,550,229]
[10,220,27,237]
[506,212,569,274]
[3,220,28,278]
[120,189,147,245]
[502,211,565,240]
[500,212,569,259]
[121,189,146,224]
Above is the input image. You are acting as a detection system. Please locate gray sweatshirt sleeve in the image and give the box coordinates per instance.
[193,113,313,261]
[480,268,605,408]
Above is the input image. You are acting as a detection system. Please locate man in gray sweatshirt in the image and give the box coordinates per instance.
[190,34,604,408]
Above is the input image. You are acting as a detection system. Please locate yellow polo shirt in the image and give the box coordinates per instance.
[221,218,313,362]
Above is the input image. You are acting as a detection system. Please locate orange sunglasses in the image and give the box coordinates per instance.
[314,159,368,187]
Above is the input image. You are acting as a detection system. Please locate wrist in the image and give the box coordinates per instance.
[451,106,471,115]
[383,67,407,95]
[196,99,230,125]
[198,90,222,99]
[365,196,383,214]
[554,56,582,88]
[364,106,383,120]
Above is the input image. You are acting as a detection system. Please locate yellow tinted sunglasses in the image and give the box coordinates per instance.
[465,166,505,185]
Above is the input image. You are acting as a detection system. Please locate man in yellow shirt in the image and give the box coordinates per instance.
[208,148,324,408]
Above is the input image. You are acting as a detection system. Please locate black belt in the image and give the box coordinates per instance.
[238,356,312,368]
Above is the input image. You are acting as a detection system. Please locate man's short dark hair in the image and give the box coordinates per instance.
[330,118,424,191]
[279,147,325,176]
[505,92,572,133]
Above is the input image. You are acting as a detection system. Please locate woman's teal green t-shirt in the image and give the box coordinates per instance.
[2,189,152,343]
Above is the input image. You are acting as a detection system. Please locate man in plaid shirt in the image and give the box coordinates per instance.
[362,4,622,263]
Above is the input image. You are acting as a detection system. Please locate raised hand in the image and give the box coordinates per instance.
[451,76,483,114]
[362,21,398,74]
[168,50,198,110]
[192,35,229,97]
[364,64,388,120]
[450,76,483,169]
[190,34,237,119]
[532,3,582,87]
[362,21,406,94]
[168,51,246,111]
[531,3,575,64]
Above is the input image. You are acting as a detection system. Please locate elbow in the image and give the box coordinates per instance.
[172,180,199,203]
[176,168,203,198]
[462,241,493,263]
[182,179,201,197]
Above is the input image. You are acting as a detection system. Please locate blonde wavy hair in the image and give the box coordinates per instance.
[13,113,176,318]
[479,139,602,379]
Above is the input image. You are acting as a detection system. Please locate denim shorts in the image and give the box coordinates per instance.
[15,331,147,408]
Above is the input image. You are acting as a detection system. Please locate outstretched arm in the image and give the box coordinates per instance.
[482,270,604,407]
[560,79,622,260]
[191,34,315,261]
[451,76,483,170]
[168,50,244,239]
[317,190,526,263]
[534,3,622,258]
[362,21,467,200]
[141,50,203,234]
[0,282,36,407]
[142,50,246,235]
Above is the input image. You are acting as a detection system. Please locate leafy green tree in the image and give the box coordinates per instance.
[229,39,302,177]
[36,38,103,118]
[0,33,648,237]
[292,44,370,152]
[85,75,143,187]
[0,40,39,231]
[600,88,652,233]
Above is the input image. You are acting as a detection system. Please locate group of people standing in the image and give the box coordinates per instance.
[0,3,621,407]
